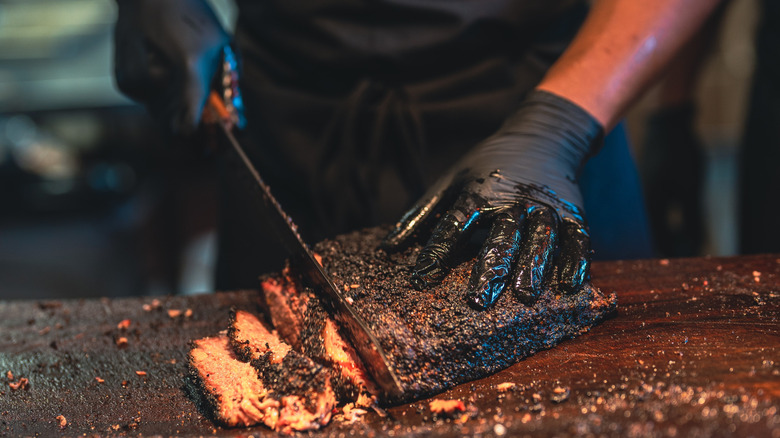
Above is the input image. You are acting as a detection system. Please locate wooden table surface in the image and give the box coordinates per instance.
[0,255,778,437]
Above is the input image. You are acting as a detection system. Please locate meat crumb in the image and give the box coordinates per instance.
[9,377,29,391]
[6,371,12,381]
[341,403,369,422]
[168,309,182,318]
[551,386,570,403]
[95,377,105,383]
[135,370,147,376]
[142,299,162,312]
[117,319,131,330]
[429,399,466,415]
[496,382,516,392]
[350,284,360,289]
[184,308,193,318]
[116,337,128,348]
[56,414,67,429]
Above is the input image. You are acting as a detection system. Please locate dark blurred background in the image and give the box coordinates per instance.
[0,0,236,299]
[0,0,759,300]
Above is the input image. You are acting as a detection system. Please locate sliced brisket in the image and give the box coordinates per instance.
[260,275,379,407]
[228,309,336,432]
[188,335,280,429]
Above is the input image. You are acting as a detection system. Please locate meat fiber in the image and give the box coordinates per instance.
[189,315,336,433]
[228,309,335,432]
[260,274,379,407]
[188,335,280,429]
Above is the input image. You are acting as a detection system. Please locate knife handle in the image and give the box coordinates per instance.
[207,91,231,122]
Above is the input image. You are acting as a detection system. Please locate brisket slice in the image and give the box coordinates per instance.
[227,309,335,432]
[259,272,307,351]
[188,335,280,429]
[260,274,380,407]
[307,226,618,403]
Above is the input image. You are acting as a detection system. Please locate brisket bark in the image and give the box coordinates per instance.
[306,226,617,403]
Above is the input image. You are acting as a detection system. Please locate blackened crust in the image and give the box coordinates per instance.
[309,226,617,403]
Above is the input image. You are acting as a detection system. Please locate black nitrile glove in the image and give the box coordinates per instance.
[114,0,230,137]
[383,90,604,309]
[640,103,705,257]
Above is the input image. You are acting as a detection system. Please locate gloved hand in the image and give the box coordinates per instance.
[640,103,705,257]
[383,90,604,309]
[114,0,229,137]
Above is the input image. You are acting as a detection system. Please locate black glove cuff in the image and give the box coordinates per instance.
[504,90,605,166]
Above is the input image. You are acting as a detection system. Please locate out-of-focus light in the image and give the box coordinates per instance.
[0,0,115,60]
[5,115,37,146]
[88,162,136,193]
[14,139,79,179]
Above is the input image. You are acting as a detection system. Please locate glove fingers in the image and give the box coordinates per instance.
[511,206,558,305]
[382,196,441,250]
[556,218,591,293]
[382,177,456,250]
[467,208,523,309]
[410,192,485,290]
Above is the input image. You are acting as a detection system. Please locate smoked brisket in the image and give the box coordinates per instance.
[307,226,617,402]
[189,225,616,432]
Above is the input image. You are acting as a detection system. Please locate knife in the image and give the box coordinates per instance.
[205,61,404,401]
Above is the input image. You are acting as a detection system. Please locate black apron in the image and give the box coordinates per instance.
[216,0,651,289]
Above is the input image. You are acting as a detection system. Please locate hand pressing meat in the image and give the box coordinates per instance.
[383,91,603,309]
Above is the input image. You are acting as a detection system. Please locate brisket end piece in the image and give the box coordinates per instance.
[312,226,618,403]
[260,278,380,407]
[188,335,280,429]
[228,310,335,433]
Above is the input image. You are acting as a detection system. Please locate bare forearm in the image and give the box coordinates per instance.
[537,0,723,130]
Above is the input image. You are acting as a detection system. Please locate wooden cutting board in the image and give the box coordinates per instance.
[0,255,778,437]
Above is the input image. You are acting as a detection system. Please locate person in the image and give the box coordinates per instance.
[114,0,722,308]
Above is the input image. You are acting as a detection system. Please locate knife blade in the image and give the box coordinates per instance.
[206,91,405,401]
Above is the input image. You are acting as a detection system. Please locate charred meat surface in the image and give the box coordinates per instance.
[260,275,380,407]
[188,335,280,429]
[228,309,336,432]
[307,226,617,403]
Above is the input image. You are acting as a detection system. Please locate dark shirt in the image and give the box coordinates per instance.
[234,0,587,90]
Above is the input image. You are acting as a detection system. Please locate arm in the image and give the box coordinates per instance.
[385,0,726,309]
[537,0,723,130]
